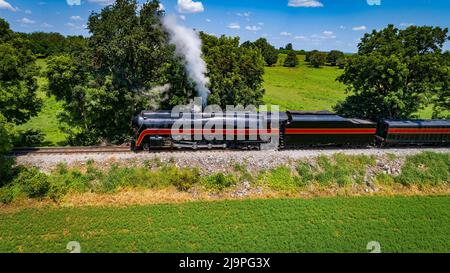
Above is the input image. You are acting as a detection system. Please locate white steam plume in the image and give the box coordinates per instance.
[162,14,210,107]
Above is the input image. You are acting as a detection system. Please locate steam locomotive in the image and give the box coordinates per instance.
[131,110,450,151]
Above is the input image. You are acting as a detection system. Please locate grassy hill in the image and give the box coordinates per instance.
[1,196,449,252]
[263,55,347,111]
[263,55,434,117]
[16,59,68,146]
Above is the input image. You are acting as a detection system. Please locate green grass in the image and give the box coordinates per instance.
[263,55,435,118]
[1,152,448,204]
[263,55,347,111]
[16,58,68,146]
[0,196,449,253]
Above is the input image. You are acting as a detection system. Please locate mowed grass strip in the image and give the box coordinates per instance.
[1,196,449,253]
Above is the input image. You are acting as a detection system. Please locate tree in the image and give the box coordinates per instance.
[334,25,450,120]
[46,0,182,145]
[0,22,41,125]
[327,50,344,66]
[336,56,347,69]
[0,18,12,42]
[285,43,293,51]
[201,33,265,108]
[283,51,298,67]
[433,51,450,118]
[0,114,12,154]
[0,18,40,180]
[305,50,319,62]
[252,38,278,66]
[309,51,326,68]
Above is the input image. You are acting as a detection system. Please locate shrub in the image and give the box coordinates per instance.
[164,166,200,191]
[265,166,299,191]
[14,167,50,198]
[13,129,45,147]
[283,51,299,67]
[313,154,374,186]
[295,162,314,186]
[0,186,14,204]
[395,152,449,186]
[0,156,16,187]
[202,173,237,191]
[308,52,327,68]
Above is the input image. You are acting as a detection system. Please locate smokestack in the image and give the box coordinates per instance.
[162,14,210,108]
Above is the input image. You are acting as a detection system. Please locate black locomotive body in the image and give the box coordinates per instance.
[131,110,450,150]
[132,110,285,150]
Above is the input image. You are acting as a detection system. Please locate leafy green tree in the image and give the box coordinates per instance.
[309,51,326,68]
[285,43,293,51]
[433,51,450,118]
[305,50,319,62]
[0,18,12,42]
[46,0,178,145]
[252,38,278,66]
[327,50,345,66]
[336,56,347,69]
[46,0,195,145]
[0,23,41,125]
[335,25,449,120]
[283,51,299,67]
[0,114,12,154]
[201,33,265,107]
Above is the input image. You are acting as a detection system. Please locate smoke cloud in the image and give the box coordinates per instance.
[162,14,210,106]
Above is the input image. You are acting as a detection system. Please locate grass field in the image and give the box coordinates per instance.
[0,196,449,253]
[263,55,348,111]
[263,55,434,118]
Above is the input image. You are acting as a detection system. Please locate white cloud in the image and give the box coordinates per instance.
[340,25,346,30]
[257,22,264,26]
[400,22,413,27]
[367,0,381,6]
[237,12,251,17]
[179,15,186,21]
[66,22,77,28]
[18,18,36,24]
[352,25,367,31]
[228,23,240,29]
[25,9,32,14]
[41,22,53,28]
[70,16,82,21]
[66,0,81,5]
[288,0,324,8]
[294,35,307,40]
[177,0,204,14]
[280,31,292,36]
[245,25,261,32]
[87,0,115,5]
[205,18,211,22]
[0,0,16,11]
[158,3,164,11]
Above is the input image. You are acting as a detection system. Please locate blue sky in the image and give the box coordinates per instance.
[0,0,449,52]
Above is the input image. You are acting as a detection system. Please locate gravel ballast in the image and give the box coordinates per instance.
[13,148,450,174]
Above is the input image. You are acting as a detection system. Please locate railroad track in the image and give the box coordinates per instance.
[9,145,449,156]
[10,146,132,155]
